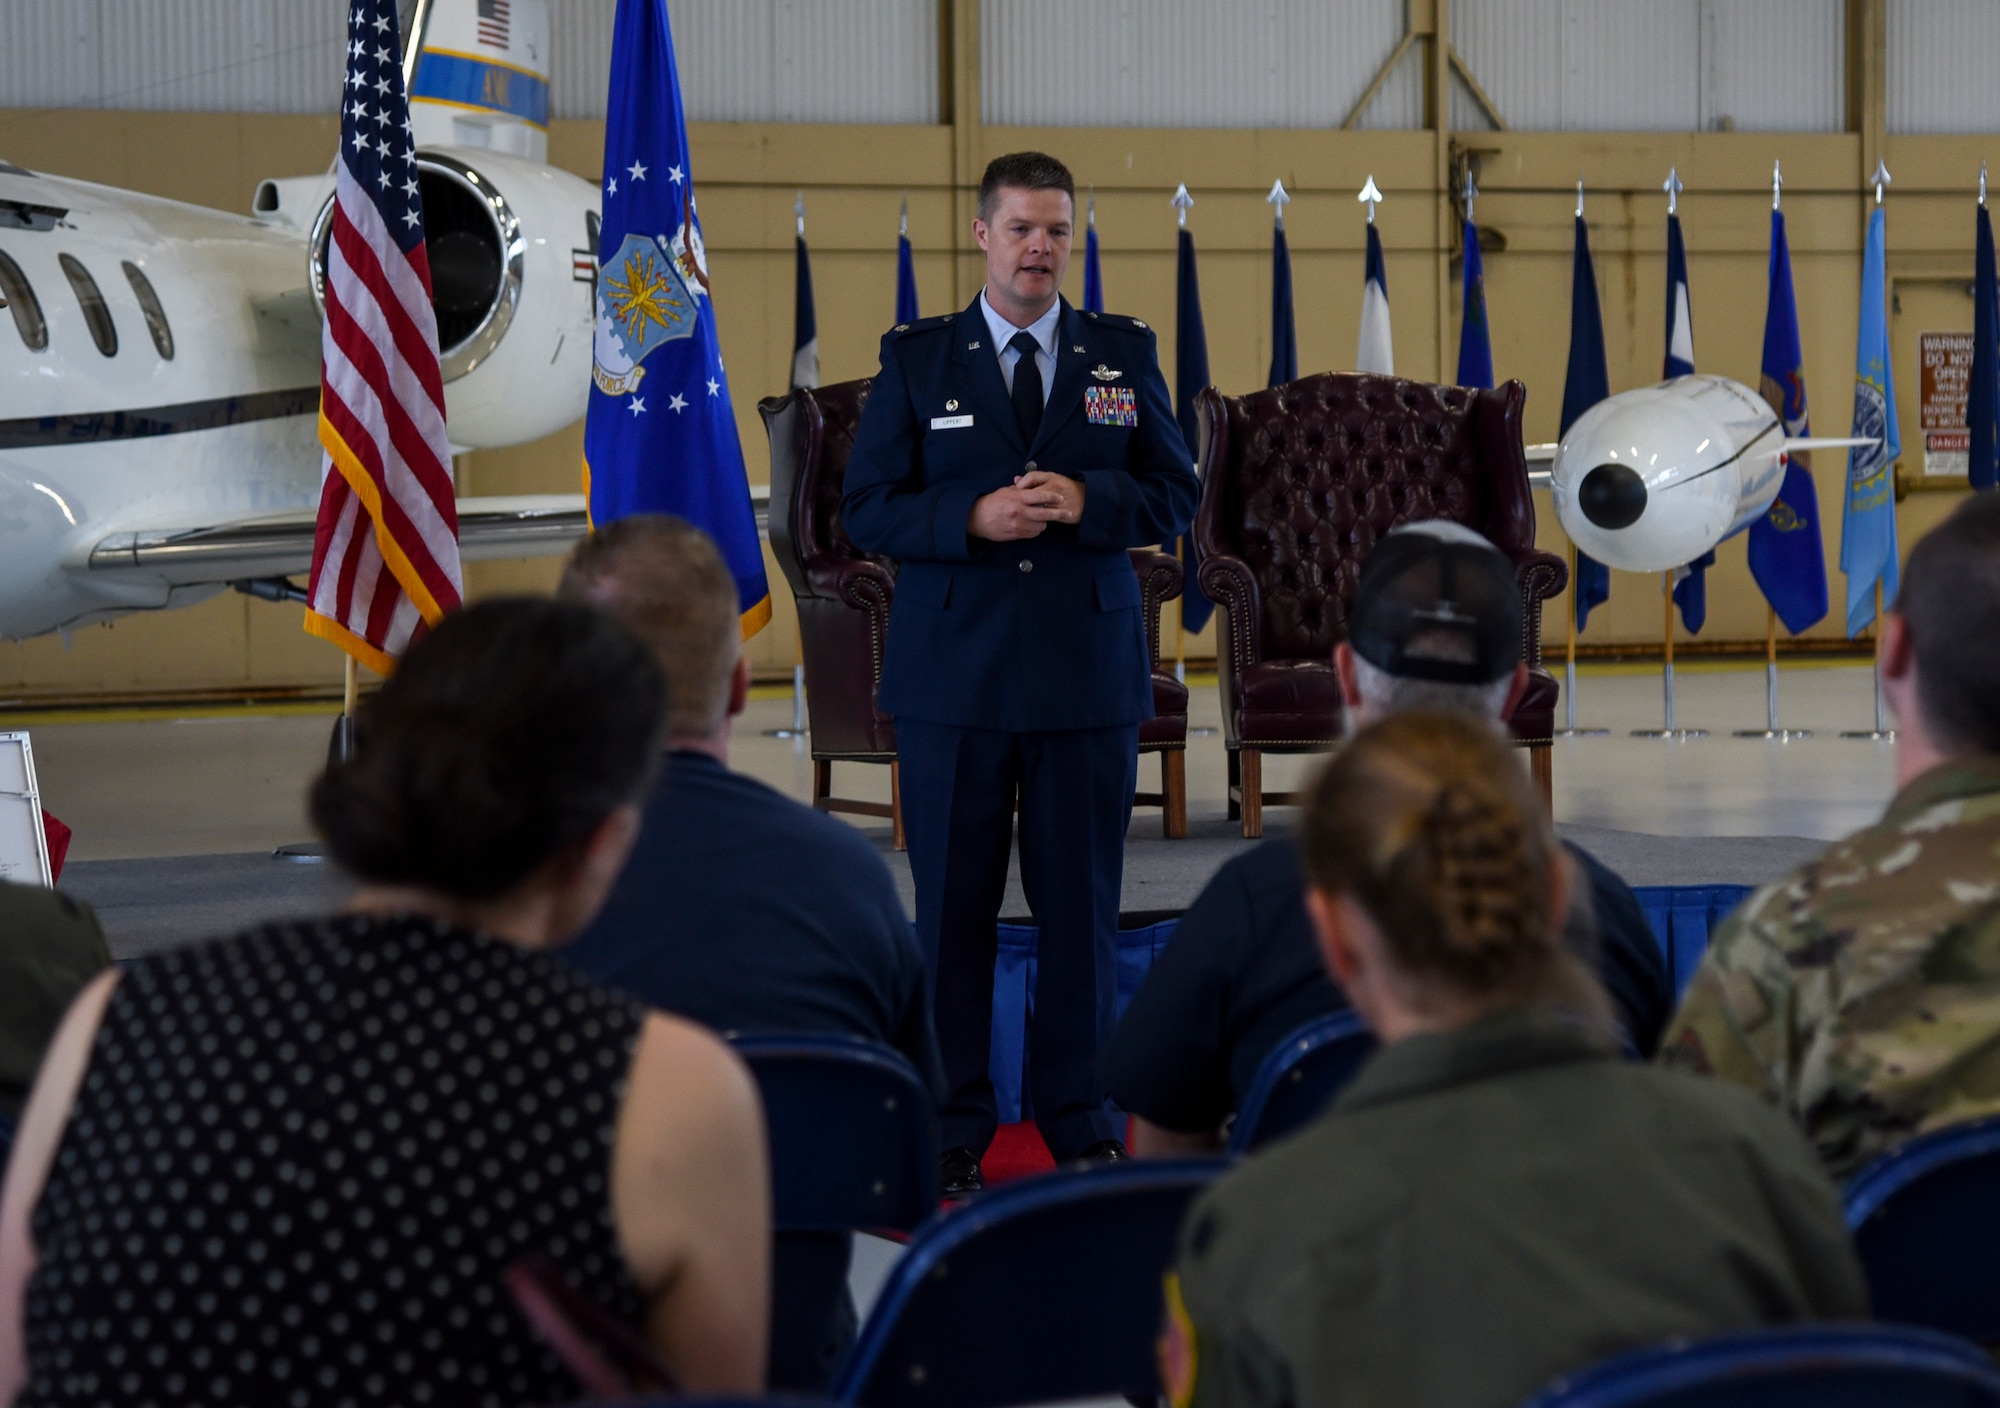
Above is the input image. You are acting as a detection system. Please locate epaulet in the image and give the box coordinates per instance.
[1080,310,1153,333]
[887,313,955,337]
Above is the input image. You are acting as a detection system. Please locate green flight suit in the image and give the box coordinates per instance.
[1171,1010,1866,1408]
[0,878,111,1118]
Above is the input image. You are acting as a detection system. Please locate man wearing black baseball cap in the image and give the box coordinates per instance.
[1102,522,1671,1154]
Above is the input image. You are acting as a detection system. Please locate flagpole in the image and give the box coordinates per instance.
[1734,605,1812,740]
[1634,573,1707,739]
[1842,580,1896,740]
[1556,542,1606,738]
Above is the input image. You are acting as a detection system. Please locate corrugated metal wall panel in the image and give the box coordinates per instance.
[550,0,617,120]
[0,1,99,109]
[1887,0,2000,134]
[1559,0,1701,132]
[981,0,1413,129]
[1452,0,1563,131]
[1701,0,1842,133]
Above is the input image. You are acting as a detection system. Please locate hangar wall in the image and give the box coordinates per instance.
[0,0,1993,703]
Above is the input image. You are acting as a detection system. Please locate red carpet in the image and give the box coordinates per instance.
[982,1122,1057,1183]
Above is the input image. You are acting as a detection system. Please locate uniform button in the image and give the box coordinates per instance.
[1024,461,1038,473]
[1019,560,1034,574]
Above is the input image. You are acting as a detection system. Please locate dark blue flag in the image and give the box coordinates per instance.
[1748,208,1830,636]
[1083,217,1105,315]
[1562,213,1611,632]
[1176,223,1214,632]
[790,223,818,389]
[584,0,768,634]
[1268,216,1297,387]
[1661,210,1712,632]
[1971,201,1998,491]
[1456,220,1494,389]
[895,217,919,326]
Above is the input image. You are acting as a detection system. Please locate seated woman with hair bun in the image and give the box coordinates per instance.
[1164,711,1867,1408]
[0,598,770,1407]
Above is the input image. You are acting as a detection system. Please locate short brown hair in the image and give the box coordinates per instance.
[1899,490,2000,755]
[558,515,738,741]
[1302,711,1608,1026]
[977,151,1075,222]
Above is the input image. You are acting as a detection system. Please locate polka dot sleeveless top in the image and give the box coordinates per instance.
[21,913,647,1408]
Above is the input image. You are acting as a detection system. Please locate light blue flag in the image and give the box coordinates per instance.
[584,0,769,634]
[1839,205,1902,637]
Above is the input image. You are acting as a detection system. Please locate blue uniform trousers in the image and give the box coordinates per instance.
[896,716,1138,1159]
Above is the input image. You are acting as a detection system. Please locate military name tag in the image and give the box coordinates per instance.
[1084,386,1138,427]
[930,415,974,429]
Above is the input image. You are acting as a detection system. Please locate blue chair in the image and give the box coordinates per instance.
[1517,1324,2000,1407]
[1227,1010,1376,1154]
[1844,1114,2000,1342]
[831,1159,1224,1408]
[732,1035,937,1234]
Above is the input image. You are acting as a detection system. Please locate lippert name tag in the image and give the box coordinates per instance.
[930,415,974,430]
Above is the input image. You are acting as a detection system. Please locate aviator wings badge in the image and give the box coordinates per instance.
[1090,364,1123,381]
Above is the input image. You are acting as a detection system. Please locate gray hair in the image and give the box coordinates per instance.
[1348,652,1513,733]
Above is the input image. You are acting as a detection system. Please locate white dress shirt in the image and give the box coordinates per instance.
[980,291,1059,407]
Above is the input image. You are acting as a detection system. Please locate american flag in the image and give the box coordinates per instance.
[477,0,510,47]
[306,0,462,675]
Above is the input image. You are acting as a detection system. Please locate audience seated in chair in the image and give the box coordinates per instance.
[1102,523,1670,1154]
[558,515,942,1392]
[1162,710,1865,1408]
[0,599,771,1406]
[1663,492,2000,1180]
[0,881,111,1121]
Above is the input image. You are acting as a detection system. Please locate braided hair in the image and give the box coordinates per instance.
[1301,711,1609,1025]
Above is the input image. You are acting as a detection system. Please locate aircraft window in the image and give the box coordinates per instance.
[58,253,117,357]
[0,248,46,351]
[121,260,174,361]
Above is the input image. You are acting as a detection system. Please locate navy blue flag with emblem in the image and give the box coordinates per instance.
[584,0,769,635]
[1662,210,1714,634]
[1971,200,1999,492]
[791,224,818,389]
[1176,225,1215,632]
[895,225,920,326]
[1456,220,1494,389]
[1748,207,1830,636]
[1563,213,1611,633]
[1268,216,1297,388]
[1083,218,1105,314]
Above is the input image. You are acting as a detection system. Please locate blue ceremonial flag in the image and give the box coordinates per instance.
[1083,218,1105,315]
[1661,209,1713,632]
[895,219,920,326]
[1748,208,1830,637]
[790,227,818,389]
[1268,217,1297,387]
[1176,223,1215,632]
[1840,205,1903,636]
[584,0,769,635]
[1561,213,1611,632]
[1971,201,1999,491]
[1457,220,1494,389]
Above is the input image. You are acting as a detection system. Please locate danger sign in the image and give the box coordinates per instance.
[1920,331,1973,477]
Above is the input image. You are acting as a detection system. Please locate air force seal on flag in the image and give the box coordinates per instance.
[592,232,698,397]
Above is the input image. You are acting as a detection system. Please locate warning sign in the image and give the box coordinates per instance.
[1920,331,1973,477]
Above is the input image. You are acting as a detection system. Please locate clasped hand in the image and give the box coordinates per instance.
[968,471,1086,541]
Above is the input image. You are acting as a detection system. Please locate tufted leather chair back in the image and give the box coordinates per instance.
[766,378,883,593]
[1193,373,1536,663]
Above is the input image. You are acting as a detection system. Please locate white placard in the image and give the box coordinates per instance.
[0,732,53,887]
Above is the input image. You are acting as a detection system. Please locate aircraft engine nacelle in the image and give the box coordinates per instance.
[309,147,599,450]
[1550,374,1789,574]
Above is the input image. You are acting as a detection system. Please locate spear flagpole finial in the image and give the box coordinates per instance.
[794,189,805,238]
[1664,166,1684,216]
[899,194,908,239]
[1871,158,1892,205]
[1088,185,1096,226]
[1266,178,1290,229]
[1773,160,1783,211]
[1358,174,1383,224]
[1462,165,1478,224]
[1172,182,1193,229]
[1575,179,1584,219]
[1983,161,1990,208]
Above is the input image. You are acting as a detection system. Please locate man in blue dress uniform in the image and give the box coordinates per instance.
[844,152,1198,1193]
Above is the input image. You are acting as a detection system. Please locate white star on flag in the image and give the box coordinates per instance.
[627,397,646,416]
[372,13,390,31]
[668,393,688,413]
[403,208,421,227]
[352,131,370,152]
[403,178,418,196]
[707,378,720,396]
[374,45,392,64]
[668,165,685,185]
[628,160,647,181]
[607,177,617,195]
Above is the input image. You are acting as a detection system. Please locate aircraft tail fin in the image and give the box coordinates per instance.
[407,0,551,161]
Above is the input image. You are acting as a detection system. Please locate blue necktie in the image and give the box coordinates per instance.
[1009,330,1043,446]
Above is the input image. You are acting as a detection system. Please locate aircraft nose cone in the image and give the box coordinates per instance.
[1578,462,1648,531]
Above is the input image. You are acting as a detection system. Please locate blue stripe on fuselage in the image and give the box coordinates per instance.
[409,51,550,129]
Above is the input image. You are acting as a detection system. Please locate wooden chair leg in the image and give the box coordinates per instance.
[1161,749,1188,839]
[1239,748,1264,839]
[813,758,832,806]
[1531,742,1552,813]
[1226,748,1242,821]
[890,759,907,852]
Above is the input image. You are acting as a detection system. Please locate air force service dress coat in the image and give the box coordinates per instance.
[842,297,1198,732]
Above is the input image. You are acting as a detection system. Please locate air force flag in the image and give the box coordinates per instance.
[584,0,769,635]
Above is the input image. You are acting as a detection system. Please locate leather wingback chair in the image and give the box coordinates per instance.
[1192,373,1567,838]
[761,378,1190,846]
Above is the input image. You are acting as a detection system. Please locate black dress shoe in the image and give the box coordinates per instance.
[1078,1139,1128,1166]
[940,1146,984,1198]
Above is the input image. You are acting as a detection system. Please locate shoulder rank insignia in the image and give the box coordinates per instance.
[1091,365,1122,381]
[893,323,909,332]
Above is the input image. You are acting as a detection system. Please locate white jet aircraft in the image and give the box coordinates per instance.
[0,0,601,642]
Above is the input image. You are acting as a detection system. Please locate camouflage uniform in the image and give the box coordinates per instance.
[1660,755,2000,1180]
